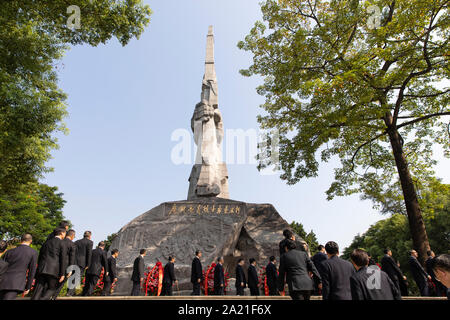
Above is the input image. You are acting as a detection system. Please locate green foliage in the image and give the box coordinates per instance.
[239,0,449,213]
[0,182,67,248]
[0,1,152,194]
[104,232,118,252]
[290,221,319,254]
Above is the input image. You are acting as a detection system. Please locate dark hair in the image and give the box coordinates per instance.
[427,250,433,257]
[269,256,276,262]
[431,254,450,272]
[140,249,147,255]
[317,245,324,251]
[351,249,369,267]
[98,241,105,248]
[217,256,223,262]
[383,249,390,254]
[286,239,297,251]
[169,256,175,262]
[249,258,256,264]
[58,221,70,229]
[195,250,201,256]
[283,229,293,239]
[54,228,67,237]
[0,240,7,253]
[409,250,416,256]
[237,258,244,263]
[83,231,92,238]
[325,241,339,255]
[21,233,33,242]
[111,249,119,255]
[66,229,76,238]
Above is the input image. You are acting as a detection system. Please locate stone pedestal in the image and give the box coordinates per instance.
[110,198,298,295]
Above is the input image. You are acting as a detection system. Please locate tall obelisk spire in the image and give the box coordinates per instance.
[188,26,229,200]
[202,26,219,108]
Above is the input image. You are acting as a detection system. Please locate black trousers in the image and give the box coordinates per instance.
[416,280,430,297]
[236,286,245,296]
[268,285,278,296]
[52,275,70,299]
[131,281,141,296]
[161,282,173,296]
[82,274,99,296]
[192,282,201,296]
[0,290,21,300]
[249,286,259,296]
[214,286,224,295]
[290,290,311,300]
[102,280,112,296]
[32,274,59,300]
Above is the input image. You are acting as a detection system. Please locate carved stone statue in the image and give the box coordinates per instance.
[188,26,229,200]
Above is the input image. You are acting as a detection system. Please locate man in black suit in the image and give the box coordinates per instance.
[46,221,70,241]
[380,249,407,295]
[75,231,93,277]
[277,239,321,300]
[214,257,225,295]
[0,234,38,300]
[82,241,108,296]
[161,256,178,296]
[430,254,450,298]
[408,249,431,296]
[235,258,246,296]
[266,256,278,295]
[321,241,355,300]
[0,241,8,285]
[426,251,446,297]
[53,229,77,299]
[32,228,67,300]
[248,258,259,296]
[350,249,401,300]
[191,250,203,296]
[102,249,119,296]
[312,244,327,294]
[279,229,307,256]
[131,249,146,296]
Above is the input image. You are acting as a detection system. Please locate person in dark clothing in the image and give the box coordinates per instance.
[408,249,431,297]
[46,221,70,241]
[32,228,67,300]
[214,257,225,295]
[321,241,355,300]
[279,229,307,257]
[102,249,119,296]
[235,258,246,296]
[0,240,8,285]
[430,254,450,300]
[52,229,77,299]
[82,241,108,296]
[350,249,401,300]
[248,258,259,296]
[426,251,446,297]
[0,234,37,300]
[130,249,146,296]
[191,250,203,296]
[74,231,93,275]
[312,244,327,294]
[381,249,407,295]
[161,256,178,296]
[266,256,278,295]
[277,239,321,300]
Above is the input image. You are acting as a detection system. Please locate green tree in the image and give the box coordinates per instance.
[239,0,449,263]
[0,182,67,248]
[290,221,320,254]
[0,0,152,194]
[103,232,118,252]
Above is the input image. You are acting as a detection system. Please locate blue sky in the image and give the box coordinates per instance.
[42,0,450,251]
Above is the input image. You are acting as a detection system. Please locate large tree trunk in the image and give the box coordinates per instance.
[384,113,430,265]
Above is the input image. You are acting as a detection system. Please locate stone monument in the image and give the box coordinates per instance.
[110,26,304,295]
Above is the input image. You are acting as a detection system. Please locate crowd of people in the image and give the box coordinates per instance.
[0,224,449,300]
